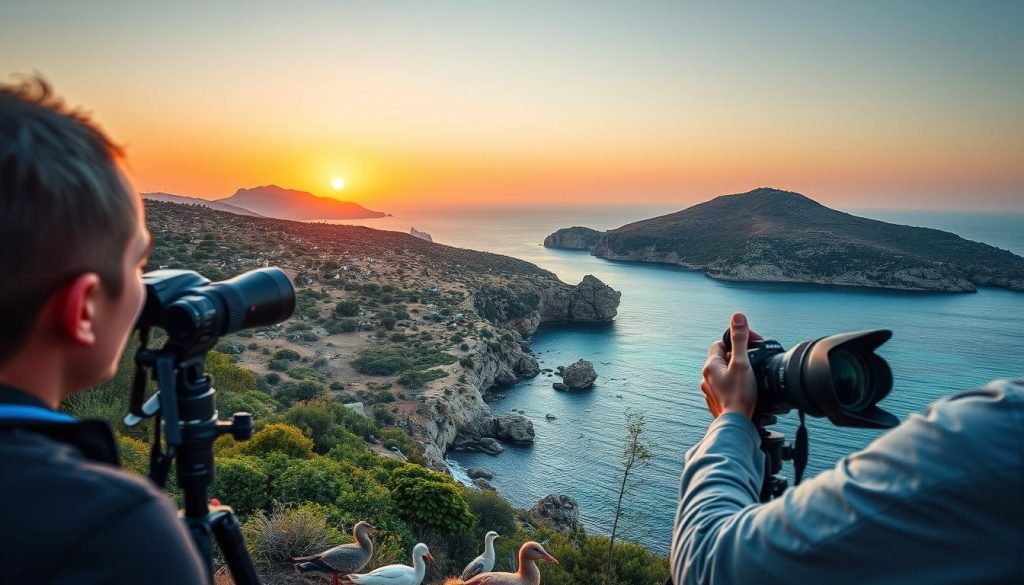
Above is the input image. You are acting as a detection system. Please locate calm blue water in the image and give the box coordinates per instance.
[333,206,1024,555]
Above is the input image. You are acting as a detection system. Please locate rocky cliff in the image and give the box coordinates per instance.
[412,274,620,469]
[547,188,1024,293]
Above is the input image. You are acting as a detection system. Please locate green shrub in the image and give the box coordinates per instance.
[352,347,413,375]
[211,456,269,516]
[268,359,289,372]
[286,322,312,333]
[325,318,359,334]
[277,380,325,405]
[463,488,517,539]
[117,433,150,476]
[272,457,353,506]
[459,356,474,368]
[460,343,470,352]
[389,465,474,534]
[264,372,281,385]
[274,349,301,361]
[334,300,361,317]
[237,423,314,459]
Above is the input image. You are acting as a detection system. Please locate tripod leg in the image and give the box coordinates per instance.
[210,509,262,585]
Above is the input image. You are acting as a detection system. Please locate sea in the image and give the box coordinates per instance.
[329,205,1024,555]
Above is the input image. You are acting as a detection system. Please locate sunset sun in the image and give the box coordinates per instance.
[331,176,346,191]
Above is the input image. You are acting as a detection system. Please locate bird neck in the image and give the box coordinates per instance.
[412,554,427,579]
[484,538,496,560]
[516,558,540,585]
[355,530,373,552]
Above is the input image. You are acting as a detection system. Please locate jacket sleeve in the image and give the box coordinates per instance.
[55,492,211,585]
[670,379,1024,585]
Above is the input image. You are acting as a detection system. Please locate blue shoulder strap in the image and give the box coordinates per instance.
[0,404,76,423]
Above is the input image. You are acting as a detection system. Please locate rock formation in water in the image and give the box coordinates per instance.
[543,226,603,250]
[544,187,1024,293]
[410,226,433,242]
[556,359,598,391]
[529,495,580,533]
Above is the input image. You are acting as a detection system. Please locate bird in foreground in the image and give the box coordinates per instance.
[445,541,558,585]
[292,520,378,585]
[460,531,500,580]
[348,542,433,585]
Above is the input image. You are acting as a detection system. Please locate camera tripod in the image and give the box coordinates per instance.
[753,413,809,502]
[127,329,262,585]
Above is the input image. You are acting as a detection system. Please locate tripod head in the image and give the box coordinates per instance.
[752,413,809,502]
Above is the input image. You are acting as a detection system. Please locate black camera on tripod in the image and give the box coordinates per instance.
[125,267,295,584]
[722,328,898,501]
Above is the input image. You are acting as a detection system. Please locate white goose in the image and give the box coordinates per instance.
[348,542,433,585]
[460,531,500,580]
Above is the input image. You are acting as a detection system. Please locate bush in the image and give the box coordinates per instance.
[242,503,345,568]
[236,423,314,459]
[274,349,301,361]
[268,359,289,372]
[380,316,397,330]
[334,300,361,317]
[277,380,326,405]
[264,372,281,385]
[464,488,517,539]
[352,347,413,375]
[325,318,359,334]
[459,356,474,368]
[117,433,150,476]
[211,456,270,516]
[396,369,447,389]
[460,343,470,352]
[272,457,353,506]
[282,400,367,455]
[390,465,474,534]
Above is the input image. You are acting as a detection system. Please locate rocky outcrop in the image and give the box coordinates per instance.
[410,226,433,242]
[473,477,497,491]
[529,495,580,533]
[467,468,494,480]
[559,359,597,390]
[539,275,621,323]
[493,414,535,443]
[453,436,505,455]
[543,226,603,250]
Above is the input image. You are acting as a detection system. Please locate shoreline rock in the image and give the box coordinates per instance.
[529,494,580,533]
[560,359,597,390]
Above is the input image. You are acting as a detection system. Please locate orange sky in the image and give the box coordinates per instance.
[2,2,1022,212]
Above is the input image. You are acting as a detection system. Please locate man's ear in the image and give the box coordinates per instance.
[59,273,101,346]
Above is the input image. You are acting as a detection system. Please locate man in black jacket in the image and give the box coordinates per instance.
[0,76,208,584]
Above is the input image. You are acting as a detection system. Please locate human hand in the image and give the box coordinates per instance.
[701,312,762,419]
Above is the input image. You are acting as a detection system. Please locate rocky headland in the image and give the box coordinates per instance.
[545,187,1024,293]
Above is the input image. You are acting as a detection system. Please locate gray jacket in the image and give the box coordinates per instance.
[671,378,1024,584]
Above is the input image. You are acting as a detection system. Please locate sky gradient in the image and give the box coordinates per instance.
[2,1,1022,211]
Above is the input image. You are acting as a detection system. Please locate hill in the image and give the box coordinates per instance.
[544,187,1024,292]
[142,192,264,216]
[216,184,388,220]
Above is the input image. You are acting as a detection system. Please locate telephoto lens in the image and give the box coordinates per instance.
[723,329,898,428]
[138,267,296,349]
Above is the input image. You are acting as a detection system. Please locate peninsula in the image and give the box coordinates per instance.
[544,188,1024,292]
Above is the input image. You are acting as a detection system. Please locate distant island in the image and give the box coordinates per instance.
[143,184,388,221]
[545,187,1024,293]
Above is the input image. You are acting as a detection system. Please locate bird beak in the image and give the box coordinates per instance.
[545,554,559,564]
[369,525,379,534]
[426,553,435,562]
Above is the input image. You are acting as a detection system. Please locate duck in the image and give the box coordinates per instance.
[292,520,377,585]
[445,541,558,585]
[348,542,433,585]
[460,531,500,580]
